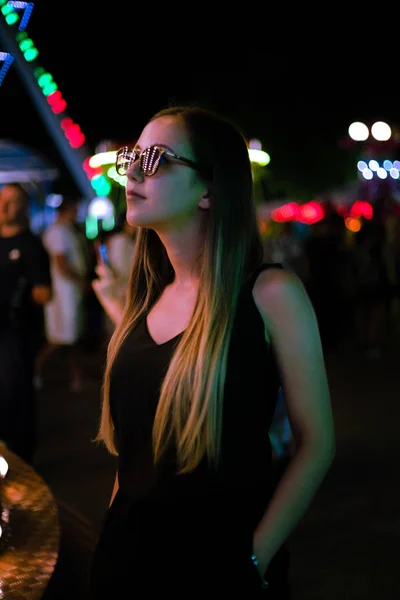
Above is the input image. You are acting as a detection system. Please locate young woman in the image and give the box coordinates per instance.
[90,105,335,598]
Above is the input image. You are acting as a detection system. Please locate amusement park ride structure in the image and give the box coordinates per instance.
[0,1,96,201]
[3,2,397,238]
[0,2,272,238]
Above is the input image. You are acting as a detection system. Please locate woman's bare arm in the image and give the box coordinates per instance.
[252,268,335,575]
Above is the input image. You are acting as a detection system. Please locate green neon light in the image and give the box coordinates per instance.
[102,216,115,231]
[34,67,44,78]
[5,11,19,24]
[43,82,58,96]
[90,174,112,196]
[2,2,23,23]
[1,4,14,15]
[85,216,98,239]
[19,38,33,51]
[16,32,38,61]
[24,47,38,61]
[107,166,127,187]
[106,166,118,178]
[37,72,53,87]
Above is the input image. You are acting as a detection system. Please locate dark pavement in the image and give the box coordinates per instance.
[31,324,400,599]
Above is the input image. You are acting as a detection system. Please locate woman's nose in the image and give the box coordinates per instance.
[126,159,143,182]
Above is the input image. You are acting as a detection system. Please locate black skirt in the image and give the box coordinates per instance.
[89,490,281,598]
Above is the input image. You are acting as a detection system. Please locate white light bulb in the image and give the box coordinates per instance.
[348,122,369,141]
[371,121,391,141]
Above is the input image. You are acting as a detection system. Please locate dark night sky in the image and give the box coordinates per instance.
[1,2,399,198]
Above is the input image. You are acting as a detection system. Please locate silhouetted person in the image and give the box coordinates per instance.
[0,183,52,463]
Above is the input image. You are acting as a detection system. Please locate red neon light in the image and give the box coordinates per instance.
[297,201,324,224]
[60,118,85,148]
[350,200,373,220]
[271,202,299,222]
[83,157,102,179]
[47,90,67,114]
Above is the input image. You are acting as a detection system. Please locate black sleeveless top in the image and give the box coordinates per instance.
[109,263,282,529]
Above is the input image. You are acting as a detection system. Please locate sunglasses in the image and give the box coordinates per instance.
[115,145,201,177]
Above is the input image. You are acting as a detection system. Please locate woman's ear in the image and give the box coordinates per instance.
[198,187,211,210]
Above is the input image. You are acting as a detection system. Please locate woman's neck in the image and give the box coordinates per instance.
[155,220,206,287]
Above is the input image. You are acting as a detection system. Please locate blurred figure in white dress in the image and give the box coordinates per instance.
[36,196,90,391]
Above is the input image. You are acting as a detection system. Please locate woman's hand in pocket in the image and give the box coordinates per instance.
[251,546,270,589]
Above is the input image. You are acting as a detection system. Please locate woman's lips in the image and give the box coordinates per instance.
[127,191,146,200]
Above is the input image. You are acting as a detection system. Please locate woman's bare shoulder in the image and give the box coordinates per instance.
[252,267,312,324]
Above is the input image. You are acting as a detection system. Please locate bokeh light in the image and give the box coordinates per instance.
[348,122,369,141]
[345,217,361,232]
[371,121,391,141]
[362,169,373,180]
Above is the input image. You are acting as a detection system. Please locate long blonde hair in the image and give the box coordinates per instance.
[96,106,263,473]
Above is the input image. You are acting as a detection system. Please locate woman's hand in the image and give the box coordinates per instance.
[252,539,270,588]
[91,263,126,326]
[91,263,118,301]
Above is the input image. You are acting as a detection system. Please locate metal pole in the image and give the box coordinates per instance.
[0,17,95,201]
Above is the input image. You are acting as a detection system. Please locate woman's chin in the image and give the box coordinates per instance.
[126,209,145,228]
